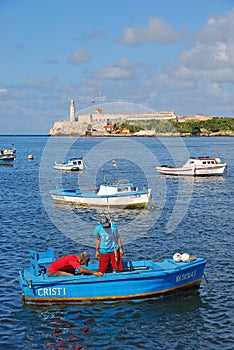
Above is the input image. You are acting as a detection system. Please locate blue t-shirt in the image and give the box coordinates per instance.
[94,223,119,254]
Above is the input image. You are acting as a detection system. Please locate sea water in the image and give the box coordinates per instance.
[0,135,233,349]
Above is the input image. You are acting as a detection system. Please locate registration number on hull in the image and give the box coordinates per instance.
[176,270,196,283]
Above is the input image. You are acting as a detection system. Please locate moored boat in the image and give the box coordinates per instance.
[0,147,16,166]
[54,157,84,171]
[50,179,151,208]
[156,157,227,176]
[0,147,16,157]
[0,155,15,166]
[18,248,206,304]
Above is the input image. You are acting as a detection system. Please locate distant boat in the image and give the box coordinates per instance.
[0,147,16,157]
[156,157,227,176]
[0,155,15,166]
[18,248,206,304]
[0,147,16,166]
[54,157,84,171]
[50,179,152,208]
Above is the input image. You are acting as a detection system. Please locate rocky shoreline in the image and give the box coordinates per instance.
[48,119,234,137]
[49,128,234,137]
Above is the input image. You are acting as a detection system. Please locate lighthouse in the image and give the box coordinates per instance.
[70,99,75,122]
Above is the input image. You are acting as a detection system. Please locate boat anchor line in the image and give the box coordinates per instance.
[148,193,161,210]
[203,273,212,292]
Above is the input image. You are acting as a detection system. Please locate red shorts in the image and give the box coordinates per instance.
[99,250,123,273]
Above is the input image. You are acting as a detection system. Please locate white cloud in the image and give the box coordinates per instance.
[93,58,136,80]
[196,9,234,43]
[206,81,229,100]
[68,48,92,65]
[120,17,183,45]
[213,42,228,62]
[28,76,57,89]
[186,9,234,69]
[0,88,7,94]
[167,9,234,81]
[85,29,105,40]
[142,9,234,115]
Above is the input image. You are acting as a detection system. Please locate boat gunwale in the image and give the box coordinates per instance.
[20,258,206,286]
[51,189,150,198]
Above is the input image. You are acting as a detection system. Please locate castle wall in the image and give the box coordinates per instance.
[49,121,89,136]
[77,111,176,125]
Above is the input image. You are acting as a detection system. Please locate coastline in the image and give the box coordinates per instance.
[48,115,234,138]
[48,131,234,137]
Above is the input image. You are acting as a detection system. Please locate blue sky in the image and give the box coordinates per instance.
[0,0,234,134]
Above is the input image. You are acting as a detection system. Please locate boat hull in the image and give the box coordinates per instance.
[0,156,14,166]
[156,166,194,176]
[156,163,226,176]
[19,254,206,304]
[54,165,82,171]
[50,189,151,208]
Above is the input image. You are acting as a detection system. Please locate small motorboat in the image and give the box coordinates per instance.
[0,147,16,157]
[18,248,206,304]
[50,179,151,208]
[0,155,15,166]
[54,157,84,171]
[156,157,227,176]
[0,148,16,166]
[0,147,16,166]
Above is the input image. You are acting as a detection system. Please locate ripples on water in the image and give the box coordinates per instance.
[0,136,233,349]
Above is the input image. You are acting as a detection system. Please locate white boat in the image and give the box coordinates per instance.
[50,180,152,208]
[54,157,84,171]
[156,157,227,176]
[0,155,15,166]
[0,147,16,157]
[0,147,16,166]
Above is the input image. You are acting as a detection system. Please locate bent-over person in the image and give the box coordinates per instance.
[46,252,103,277]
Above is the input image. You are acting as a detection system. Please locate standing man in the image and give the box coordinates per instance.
[94,217,124,273]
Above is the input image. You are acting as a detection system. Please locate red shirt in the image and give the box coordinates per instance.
[47,255,81,274]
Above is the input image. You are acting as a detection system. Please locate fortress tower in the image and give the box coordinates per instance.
[70,99,75,122]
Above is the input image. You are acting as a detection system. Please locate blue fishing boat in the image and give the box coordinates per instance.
[18,248,206,304]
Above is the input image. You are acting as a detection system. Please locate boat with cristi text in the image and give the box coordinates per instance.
[18,248,206,304]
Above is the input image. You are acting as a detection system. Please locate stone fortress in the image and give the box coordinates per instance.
[48,100,212,136]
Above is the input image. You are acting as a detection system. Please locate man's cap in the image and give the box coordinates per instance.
[80,252,90,266]
[100,216,110,228]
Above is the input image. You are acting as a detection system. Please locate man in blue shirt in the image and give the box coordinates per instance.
[94,217,124,273]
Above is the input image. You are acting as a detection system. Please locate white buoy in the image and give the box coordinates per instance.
[181,253,190,262]
[173,253,181,262]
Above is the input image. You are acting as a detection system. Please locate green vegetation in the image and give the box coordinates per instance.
[170,117,234,135]
[122,119,177,133]
[119,122,143,133]
[116,117,234,135]
[112,122,143,133]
